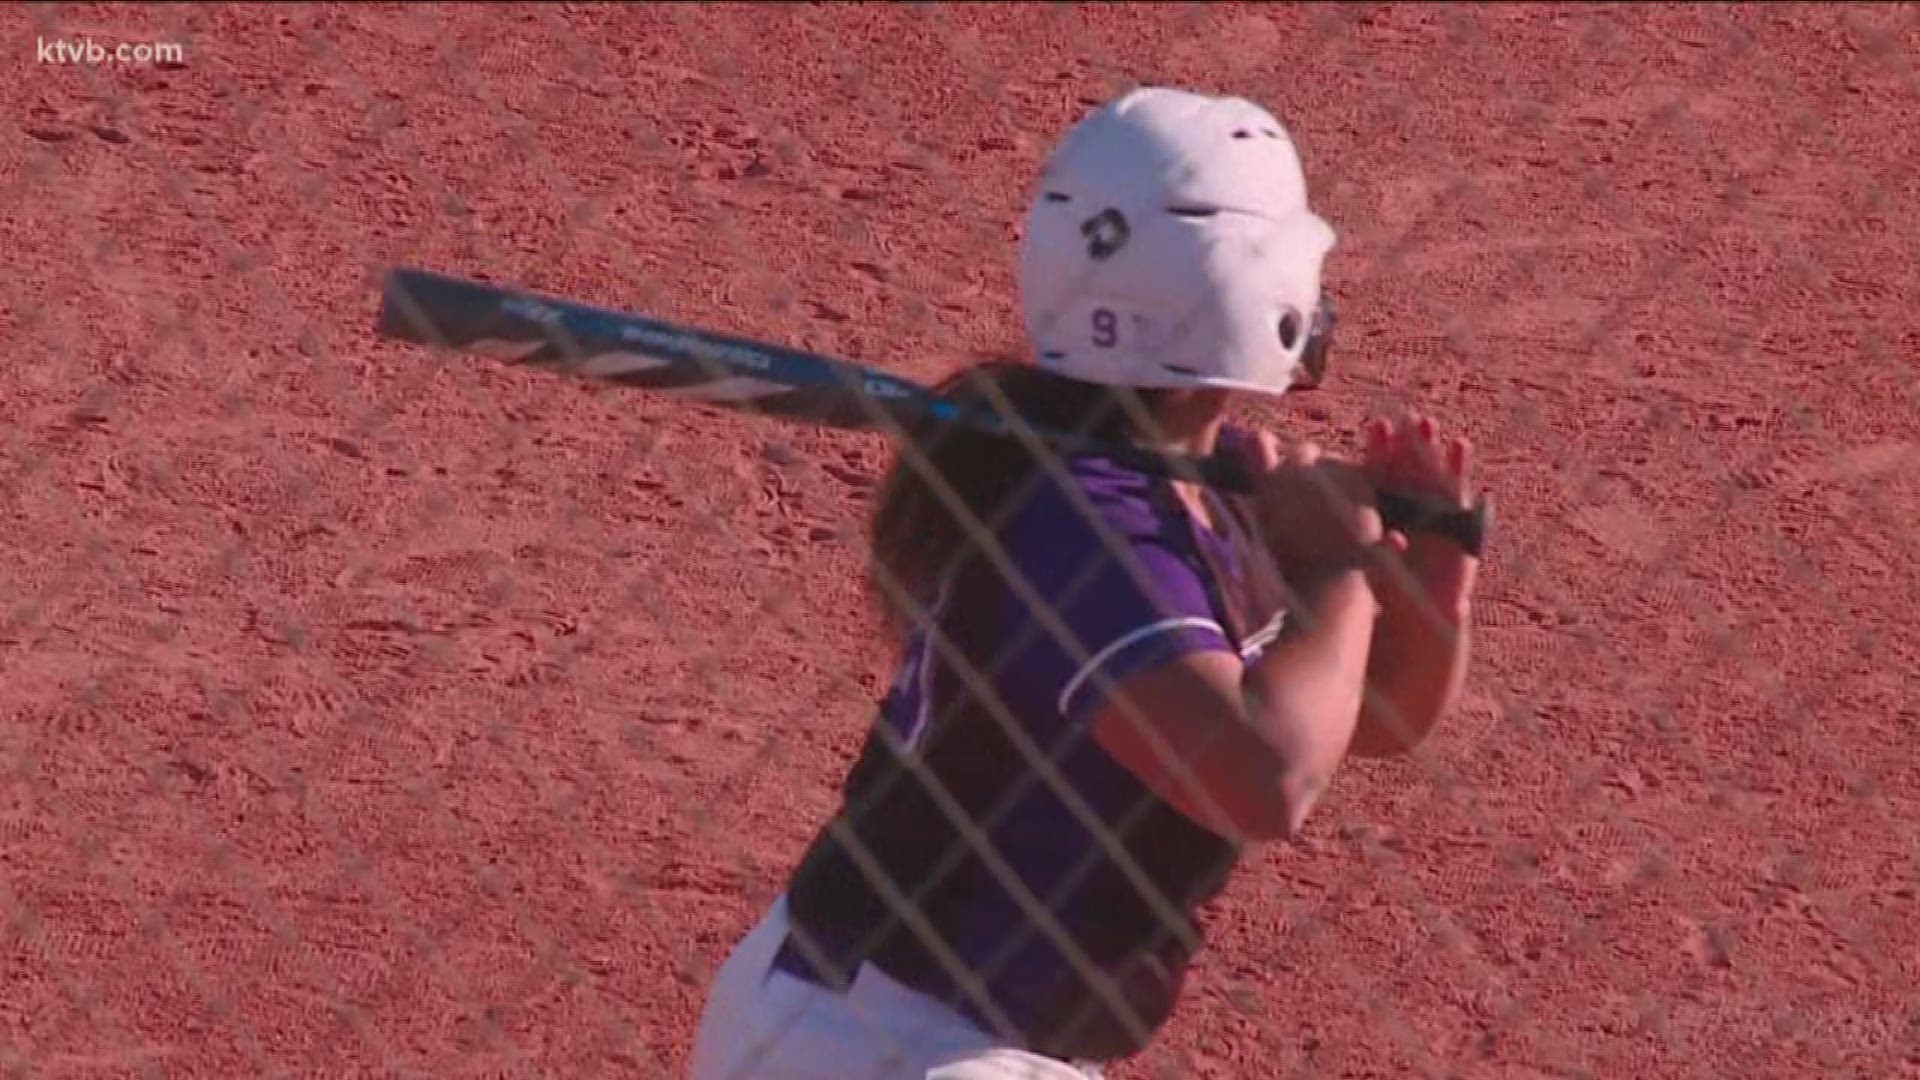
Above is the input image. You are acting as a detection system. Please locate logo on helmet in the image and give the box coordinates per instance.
[1079,208,1130,261]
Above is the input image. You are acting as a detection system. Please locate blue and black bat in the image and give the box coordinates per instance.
[374,267,1489,556]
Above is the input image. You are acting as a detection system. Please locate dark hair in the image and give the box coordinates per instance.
[866,360,1164,625]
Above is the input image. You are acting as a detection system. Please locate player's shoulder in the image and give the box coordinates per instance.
[995,446,1190,581]
[1035,422,1259,528]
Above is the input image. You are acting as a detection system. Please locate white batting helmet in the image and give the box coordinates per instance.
[1017,87,1337,396]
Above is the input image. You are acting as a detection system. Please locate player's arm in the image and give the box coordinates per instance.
[1086,569,1379,842]
[1347,416,1481,758]
[1347,583,1470,757]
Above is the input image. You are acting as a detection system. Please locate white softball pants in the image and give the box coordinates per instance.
[689,894,1104,1080]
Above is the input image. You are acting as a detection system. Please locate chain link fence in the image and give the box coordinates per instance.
[5,3,1917,1078]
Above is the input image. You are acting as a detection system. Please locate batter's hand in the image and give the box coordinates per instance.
[1363,414,1479,611]
[1239,430,1404,578]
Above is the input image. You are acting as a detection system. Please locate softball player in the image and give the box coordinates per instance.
[689,86,1482,1080]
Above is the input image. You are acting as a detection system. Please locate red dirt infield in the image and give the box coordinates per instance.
[4,4,1915,1077]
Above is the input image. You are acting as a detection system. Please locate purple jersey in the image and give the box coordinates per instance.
[780,429,1289,1060]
